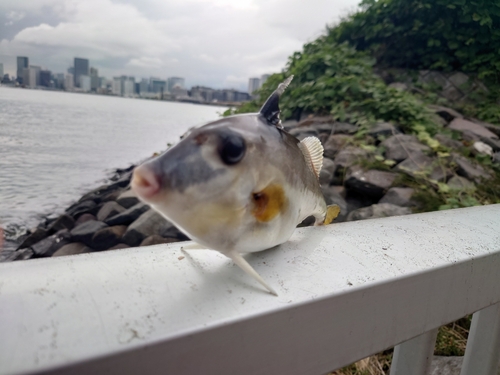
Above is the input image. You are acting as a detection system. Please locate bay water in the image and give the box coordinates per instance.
[0,87,225,249]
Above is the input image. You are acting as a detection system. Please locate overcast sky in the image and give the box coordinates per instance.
[0,0,360,91]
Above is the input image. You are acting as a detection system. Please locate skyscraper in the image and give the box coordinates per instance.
[248,78,260,95]
[90,67,99,91]
[260,74,270,87]
[17,56,29,84]
[0,63,4,78]
[167,77,185,92]
[40,70,52,87]
[74,57,89,87]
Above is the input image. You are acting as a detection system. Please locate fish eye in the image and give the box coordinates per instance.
[218,132,246,165]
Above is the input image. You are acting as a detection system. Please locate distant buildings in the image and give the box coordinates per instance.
[80,75,91,92]
[248,78,260,95]
[74,58,89,88]
[0,63,3,78]
[17,56,29,84]
[40,70,51,87]
[167,77,185,92]
[90,67,99,91]
[64,74,74,90]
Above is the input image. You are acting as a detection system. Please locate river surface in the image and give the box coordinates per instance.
[0,87,225,248]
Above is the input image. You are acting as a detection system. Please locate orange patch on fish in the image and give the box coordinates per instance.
[252,184,287,222]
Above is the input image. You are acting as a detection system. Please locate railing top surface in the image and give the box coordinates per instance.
[1,205,499,375]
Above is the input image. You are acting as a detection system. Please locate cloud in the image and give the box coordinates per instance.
[0,0,360,90]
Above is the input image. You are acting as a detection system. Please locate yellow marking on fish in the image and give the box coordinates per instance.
[191,202,244,236]
[252,184,287,222]
[324,204,341,225]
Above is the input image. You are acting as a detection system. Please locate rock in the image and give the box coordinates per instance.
[92,225,128,250]
[331,185,346,198]
[494,152,500,164]
[5,248,34,261]
[319,158,336,185]
[332,147,370,172]
[96,201,126,222]
[74,213,97,227]
[481,137,500,152]
[388,82,408,91]
[395,152,450,182]
[108,243,131,250]
[140,235,180,247]
[288,127,318,138]
[347,203,412,222]
[447,176,475,190]
[368,122,400,137]
[345,166,397,198]
[122,210,173,247]
[323,134,351,159]
[47,214,75,233]
[70,220,108,247]
[297,115,333,127]
[66,200,97,218]
[452,154,490,181]
[161,226,190,240]
[468,118,500,138]
[17,227,48,249]
[52,243,92,257]
[473,141,493,156]
[31,232,71,257]
[381,134,430,162]
[448,118,498,140]
[321,185,348,222]
[428,105,463,123]
[282,120,298,131]
[330,122,358,134]
[379,187,415,207]
[105,202,150,226]
[116,189,140,209]
[435,134,463,150]
[428,356,463,375]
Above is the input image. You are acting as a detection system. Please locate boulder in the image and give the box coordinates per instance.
[323,134,351,159]
[388,82,408,91]
[161,225,190,241]
[92,225,128,250]
[70,220,108,247]
[66,200,97,218]
[368,122,400,137]
[428,356,463,375]
[140,235,180,247]
[481,137,500,152]
[288,127,318,139]
[105,202,150,226]
[47,214,75,233]
[447,176,475,191]
[17,227,48,249]
[494,152,500,164]
[5,248,34,261]
[347,203,412,222]
[122,210,173,247]
[435,134,463,150]
[381,134,430,162]
[108,243,131,250]
[448,118,498,140]
[31,232,71,257]
[282,120,298,131]
[427,105,463,123]
[467,118,500,138]
[116,189,140,209]
[52,243,92,257]
[96,201,126,222]
[297,115,333,127]
[321,185,349,222]
[332,147,370,172]
[345,166,397,198]
[379,187,415,207]
[395,152,450,182]
[473,141,493,156]
[74,213,97,227]
[452,154,490,182]
[330,122,358,134]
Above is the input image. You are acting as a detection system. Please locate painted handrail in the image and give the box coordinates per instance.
[1,204,499,375]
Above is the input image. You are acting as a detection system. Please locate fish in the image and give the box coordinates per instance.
[131,76,340,296]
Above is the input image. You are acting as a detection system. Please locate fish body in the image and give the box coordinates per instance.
[132,76,339,295]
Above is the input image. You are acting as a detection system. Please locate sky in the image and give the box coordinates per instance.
[0,0,360,91]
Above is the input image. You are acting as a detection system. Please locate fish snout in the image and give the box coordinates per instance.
[132,164,161,200]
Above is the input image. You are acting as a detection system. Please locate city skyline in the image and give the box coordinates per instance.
[0,0,360,92]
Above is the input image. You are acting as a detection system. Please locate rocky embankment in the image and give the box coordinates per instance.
[3,104,499,261]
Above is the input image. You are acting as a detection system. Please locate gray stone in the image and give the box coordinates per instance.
[74,213,96,227]
[449,118,498,140]
[395,152,449,182]
[494,152,500,164]
[388,82,408,91]
[428,356,463,375]
[47,214,75,233]
[140,235,180,247]
[297,115,333,127]
[368,122,400,137]
[70,220,108,247]
[105,202,150,226]
[116,189,140,209]
[481,136,500,152]
[108,243,131,250]
[448,72,470,88]
[282,120,298,131]
[17,227,48,249]
[473,141,494,155]
[308,123,335,134]
[453,154,490,181]
[333,147,370,172]
[347,203,412,222]
[66,200,97,218]
[288,127,318,138]
[96,201,126,222]
[5,248,34,261]
[330,122,358,134]
[448,175,475,190]
[52,243,92,257]
[345,166,397,198]
[323,134,351,159]
[31,232,70,257]
[319,168,333,186]
[435,134,463,150]
[441,85,464,102]
[92,225,128,250]
[321,185,348,222]
[122,210,173,247]
[382,134,430,162]
[379,187,415,207]
[468,118,500,138]
[428,105,463,123]
[160,225,189,240]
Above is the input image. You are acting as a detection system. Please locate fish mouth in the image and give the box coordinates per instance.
[131,164,162,202]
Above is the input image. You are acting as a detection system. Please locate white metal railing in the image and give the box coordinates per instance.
[0,204,499,375]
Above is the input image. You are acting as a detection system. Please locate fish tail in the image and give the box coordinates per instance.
[226,251,278,296]
[314,204,340,225]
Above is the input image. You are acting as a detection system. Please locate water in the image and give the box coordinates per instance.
[0,87,225,246]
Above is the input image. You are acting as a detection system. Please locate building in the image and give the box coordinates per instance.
[30,65,41,86]
[40,70,52,87]
[64,74,74,90]
[123,77,135,97]
[67,67,74,75]
[150,78,167,94]
[167,77,185,93]
[55,73,65,89]
[17,56,29,84]
[191,86,215,102]
[0,63,3,78]
[80,75,91,92]
[22,67,37,88]
[74,58,89,87]
[90,67,99,91]
[112,77,122,96]
[139,78,149,95]
[248,77,260,95]
[260,74,270,87]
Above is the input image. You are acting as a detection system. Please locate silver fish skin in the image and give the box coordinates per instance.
[132,76,338,294]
